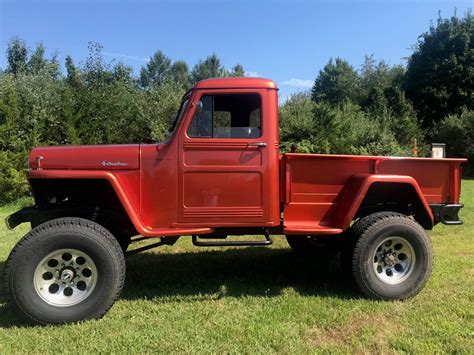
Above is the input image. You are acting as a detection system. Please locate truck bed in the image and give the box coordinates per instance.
[281,153,465,235]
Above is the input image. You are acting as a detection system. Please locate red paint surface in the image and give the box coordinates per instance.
[27,78,467,237]
[30,145,139,170]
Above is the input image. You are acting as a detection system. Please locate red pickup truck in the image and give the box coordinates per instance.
[3,78,466,324]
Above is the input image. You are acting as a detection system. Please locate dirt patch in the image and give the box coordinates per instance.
[307,312,403,353]
[455,252,473,256]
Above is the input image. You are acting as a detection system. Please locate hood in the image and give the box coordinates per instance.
[29,144,140,170]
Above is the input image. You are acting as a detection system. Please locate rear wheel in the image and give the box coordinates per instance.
[3,217,126,324]
[347,212,432,300]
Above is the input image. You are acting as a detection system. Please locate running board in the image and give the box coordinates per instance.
[284,221,343,235]
[192,231,272,247]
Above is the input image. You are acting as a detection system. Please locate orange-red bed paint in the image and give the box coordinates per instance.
[27,78,467,237]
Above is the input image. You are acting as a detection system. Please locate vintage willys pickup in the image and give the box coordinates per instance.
[3,78,466,324]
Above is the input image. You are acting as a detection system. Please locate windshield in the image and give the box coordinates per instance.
[166,90,192,138]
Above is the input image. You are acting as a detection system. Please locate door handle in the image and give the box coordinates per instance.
[247,142,267,148]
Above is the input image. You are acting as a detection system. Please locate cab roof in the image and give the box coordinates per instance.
[194,77,278,90]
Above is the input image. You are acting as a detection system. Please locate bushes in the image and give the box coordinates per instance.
[139,82,185,141]
[279,93,422,157]
[288,54,426,158]
[0,151,29,205]
[435,110,474,175]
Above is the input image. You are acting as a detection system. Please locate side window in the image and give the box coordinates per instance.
[188,93,261,139]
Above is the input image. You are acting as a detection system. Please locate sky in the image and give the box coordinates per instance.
[0,0,472,101]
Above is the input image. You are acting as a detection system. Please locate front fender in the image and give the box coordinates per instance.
[5,207,38,229]
[26,170,214,237]
[5,205,102,230]
[28,169,142,233]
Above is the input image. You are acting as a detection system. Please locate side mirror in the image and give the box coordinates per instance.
[197,100,204,113]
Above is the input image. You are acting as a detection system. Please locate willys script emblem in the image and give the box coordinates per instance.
[100,161,128,167]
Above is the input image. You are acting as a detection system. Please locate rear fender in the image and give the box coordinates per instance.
[333,174,434,230]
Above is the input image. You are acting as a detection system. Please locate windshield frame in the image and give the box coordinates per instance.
[166,89,193,140]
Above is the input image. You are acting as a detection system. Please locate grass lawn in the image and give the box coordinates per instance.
[0,181,473,353]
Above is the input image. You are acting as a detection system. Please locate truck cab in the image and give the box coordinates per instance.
[140,78,280,231]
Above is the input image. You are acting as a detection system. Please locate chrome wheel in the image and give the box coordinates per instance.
[372,237,415,285]
[33,249,97,307]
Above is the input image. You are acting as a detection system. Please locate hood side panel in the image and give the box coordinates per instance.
[29,145,140,170]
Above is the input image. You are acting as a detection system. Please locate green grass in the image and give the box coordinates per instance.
[0,182,473,353]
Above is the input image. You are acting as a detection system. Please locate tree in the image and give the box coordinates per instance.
[139,82,185,141]
[311,58,359,105]
[83,43,112,86]
[6,37,28,75]
[170,60,191,89]
[435,109,474,174]
[27,43,47,74]
[404,12,474,128]
[140,50,172,88]
[65,55,82,89]
[230,64,245,77]
[191,53,226,83]
[113,62,134,83]
[279,92,317,151]
[0,150,30,204]
[0,75,21,150]
[278,92,412,156]
[359,56,401,111]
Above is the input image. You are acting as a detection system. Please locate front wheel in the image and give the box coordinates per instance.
[350,213,433,300]
[3,217,126,324]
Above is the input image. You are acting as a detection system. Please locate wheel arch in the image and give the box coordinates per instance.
[8,177,139,240]
[337,174,434,230]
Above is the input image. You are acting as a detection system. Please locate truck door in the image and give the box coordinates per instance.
[177,90,269,226]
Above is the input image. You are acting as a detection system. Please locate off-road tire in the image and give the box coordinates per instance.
[3,217,126,324]
[340,212,406,275]
[348,212,433,300]
[116,235,131,252]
